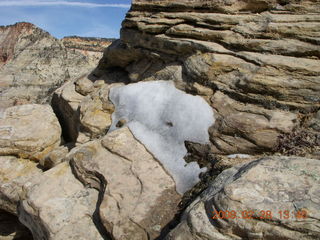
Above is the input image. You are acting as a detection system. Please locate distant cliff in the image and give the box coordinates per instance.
[62,36,115,52]
[0,22,113,108]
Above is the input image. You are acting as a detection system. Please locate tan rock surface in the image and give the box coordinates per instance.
[0,156,42,214]
[39,145,69,169]
[52,79,118,143]
[19,162,103,240]
[78,84,114,138]
[0,104,61,161]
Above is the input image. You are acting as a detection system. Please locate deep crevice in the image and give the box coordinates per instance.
[69,159,113,240]
[0,210,33,240]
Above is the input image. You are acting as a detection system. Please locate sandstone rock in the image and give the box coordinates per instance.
[209,91,298,154]
[0,22,105,109]
[132,0,320,13]
[53,80,119,143]
[74,76,94,96]
[184,52,320,111]
[1,0,319,239]
[78,84,113,138]
[0,156,42,214]
[19,162,103,240]
[69,127,180,240]
[166,156,320,240]
[96,39,142,70]
[0,104,61,161]
[75,132,91,145]
[39,145,69,169]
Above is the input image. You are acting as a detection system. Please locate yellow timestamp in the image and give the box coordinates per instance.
[212,210,307,220]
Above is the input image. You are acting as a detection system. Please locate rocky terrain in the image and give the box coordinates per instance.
[0,0,320,239]
[0,22,113,108]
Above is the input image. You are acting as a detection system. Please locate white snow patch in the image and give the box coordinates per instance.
[108,80,215,194]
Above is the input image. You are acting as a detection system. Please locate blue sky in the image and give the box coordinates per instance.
[0,0,132,38]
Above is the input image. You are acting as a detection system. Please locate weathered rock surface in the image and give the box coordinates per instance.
[210,91,298,154]
[166,156,320,240]
[0,104,61,161]
[18,162,103,240]
[69,127,180,240]
[0,156,42,214]
[52,78,120,143]
[0,22,111,109]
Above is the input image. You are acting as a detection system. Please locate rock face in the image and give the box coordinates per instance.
[94,0,320,159]
[0,22,112,109]
[166,156,320,240]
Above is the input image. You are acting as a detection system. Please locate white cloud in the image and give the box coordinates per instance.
[0,1,130,8]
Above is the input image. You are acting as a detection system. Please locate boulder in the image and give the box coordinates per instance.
[52,79,118,143]
[74,76,94,96]
[0,104,61,161]
[78,84,114,138]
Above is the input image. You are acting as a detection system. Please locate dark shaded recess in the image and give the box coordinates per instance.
[51,92,80,145]
[0,210,33,240]
[88,66,130,85]
[0,53,8,62]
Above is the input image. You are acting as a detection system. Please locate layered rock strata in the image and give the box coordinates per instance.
[0,22,112,108]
